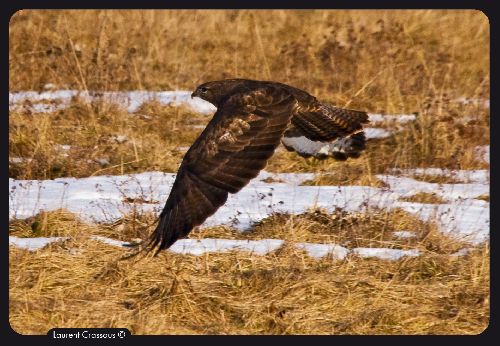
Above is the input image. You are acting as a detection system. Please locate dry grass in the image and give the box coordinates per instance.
[9,10,489,108]
[475,194,489,202]
[9,208,462,253]
[399,192,448,204]
[409,174,465,184]
[8,95,490,180]
[9,100,207,179]
[9,208,489,335]
[9,10,490,335]
[9,10,490,180]
[299,165,387,187]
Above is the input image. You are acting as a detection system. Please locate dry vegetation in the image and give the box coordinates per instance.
[9,100,207,179]
[399,192,448,205]
[9,209,489,335]
[9,10,489,335]
[9,9,490,180]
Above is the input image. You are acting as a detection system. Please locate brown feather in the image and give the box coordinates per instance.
[142,84,294,254]
[135,79,369,255]
[291,102,369,142]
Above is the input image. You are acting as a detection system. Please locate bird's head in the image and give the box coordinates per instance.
[191,79,248,107]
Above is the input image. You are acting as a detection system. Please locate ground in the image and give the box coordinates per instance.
[8,10,489,335]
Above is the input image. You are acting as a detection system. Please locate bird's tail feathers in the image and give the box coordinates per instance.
[284,102,368,160]
[291,102,369,142]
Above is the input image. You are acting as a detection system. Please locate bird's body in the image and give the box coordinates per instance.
[141,79,369,254]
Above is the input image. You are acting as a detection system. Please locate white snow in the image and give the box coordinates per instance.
[475,145,490,164]
[364,128,393,139]
[168,238,285,256]
[9,235,421,261]
[56,144,72,151]
[9,169,489,245]
[95,158,110,166]
[375,174,489,244]
[9,90,216,115]
[90,235,129,248]
[376,175,489,201]
[9,236,69,251]
[392,231,418,239]
[387,200,489,244]
[9,157,32,164]
[113,135,128,144]
[368,114,417,124]
[363,113,420,139]
[451,248,474,257]
[295,242,350,259]
[43,83,57,91]
[352,247,420,260]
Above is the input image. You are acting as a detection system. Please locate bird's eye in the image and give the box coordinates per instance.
[199,87,208,93]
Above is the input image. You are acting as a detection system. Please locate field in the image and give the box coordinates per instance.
[9,10,489,335]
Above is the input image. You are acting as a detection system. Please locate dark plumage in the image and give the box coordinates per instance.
[139,79,369,255]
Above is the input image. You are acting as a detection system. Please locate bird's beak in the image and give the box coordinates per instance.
[190,91,196,99]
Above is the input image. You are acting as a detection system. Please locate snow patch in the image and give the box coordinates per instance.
[364,128,392,139]
[9,90,216,115]
[295,242,350,259]
[352,247,420,260]
[9,235,422,261]
[90,235,129,248]
[56,144,72,151]
[9,236,69,251]
[9,157,32,164]
[451,248,474,257]
[368,114,417,124]
[388,200,489,244]
[168,238,285,256]
[376,174,489,201]
[392,231,418,239]
[9,170,489,245]
[475,145,490,164]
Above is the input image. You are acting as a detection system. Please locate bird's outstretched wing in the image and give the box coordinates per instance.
[143,86,295,254]
[282,102,369,160]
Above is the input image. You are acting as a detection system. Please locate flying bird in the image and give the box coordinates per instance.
[140,79,369,255]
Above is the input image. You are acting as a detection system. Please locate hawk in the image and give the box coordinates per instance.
[140,79,369,255]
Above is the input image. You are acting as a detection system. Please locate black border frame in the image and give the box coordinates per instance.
[4,0,495,343]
